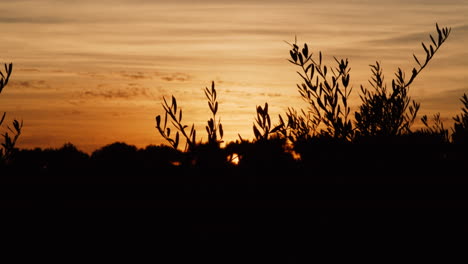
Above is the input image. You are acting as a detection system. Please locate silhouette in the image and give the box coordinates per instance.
[452,93,468,144]
[0,24,467,253]
[0,63,22,166]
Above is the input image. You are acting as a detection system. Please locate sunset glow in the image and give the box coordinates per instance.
[1,0,467,153]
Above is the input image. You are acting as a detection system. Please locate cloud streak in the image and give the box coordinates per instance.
[8,80,52,91]
[78,86,155,100]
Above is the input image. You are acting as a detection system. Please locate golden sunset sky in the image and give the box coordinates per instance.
[1,0,467,153]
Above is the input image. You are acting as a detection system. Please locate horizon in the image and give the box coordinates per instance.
[1,0,467,153]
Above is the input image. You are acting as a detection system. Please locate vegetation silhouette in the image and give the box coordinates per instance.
[0,63,22,166]
[2,23,465,179]
[1,24,467,253]
[150,23,465,179]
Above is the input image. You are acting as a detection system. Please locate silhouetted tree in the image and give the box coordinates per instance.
[138,144,182,170]
[91,142,139,172]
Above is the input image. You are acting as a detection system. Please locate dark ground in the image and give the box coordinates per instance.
[1,142,467,260]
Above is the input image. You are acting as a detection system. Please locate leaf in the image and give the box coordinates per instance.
[253,124,261,140]
[155,115,161,127]
[174,132,179,149]
[412,68,417,79]
[0,112,5,126]
[413,54,421,66]
[436,23,442,40]
[208,101,214,113]
[298,53,304,65]
[208,118,214,129]
[342,75,349,87]
[430,34,437,47]
[302,43,309,59]
[317,97,325,110]
[270,124,283,134]
[214,102,218,115]
[256,105,263,116]
[305,63,313,74]
[422,42,429,55]
[219,123,224,139]
[172,96,177,113]
[290,50,297,63]
[179,110,183,122]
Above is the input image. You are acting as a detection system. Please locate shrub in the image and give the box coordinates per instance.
[355,24,451,138]
[276,24,451,144]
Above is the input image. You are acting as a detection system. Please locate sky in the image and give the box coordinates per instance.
[0,0,467,153]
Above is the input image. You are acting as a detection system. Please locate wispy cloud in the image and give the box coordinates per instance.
[160,72,192,82]
[78,85,155,100]
[8,80,51,90]
[118,71,153,80]
[15,68,41,73]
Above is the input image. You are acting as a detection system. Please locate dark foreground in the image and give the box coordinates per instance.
[1,142,467,260]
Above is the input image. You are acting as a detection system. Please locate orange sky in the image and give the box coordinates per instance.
[1,0,467,153]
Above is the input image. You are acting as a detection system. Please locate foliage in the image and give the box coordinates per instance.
[204,81,223,145]
[452,93,468,144]
[355,24,451,138]
[274,23,451,145]
[155,81,223,151]
[0,63,22,164]
[282,38,353,141]
[253,103,272,141]
[416,113,449,143]
[155,95,196,151]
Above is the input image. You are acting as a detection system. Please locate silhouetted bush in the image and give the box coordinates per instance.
[91,142,139,172]
[138,144,182,170]
[355,24,450,138]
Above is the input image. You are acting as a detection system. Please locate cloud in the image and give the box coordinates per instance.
[416,87,468,114]
[119,71,153,80]
[8,80,51,90]
[160,72,192,82]
[365,24,468,47]
[76,71,192,82]
[0,16,70,24]
[78,86,154,100]
[259,92,283,97]
[15,68,41,73]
